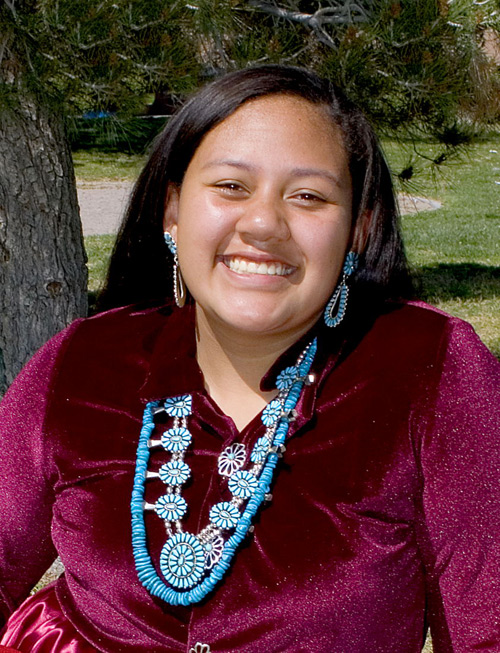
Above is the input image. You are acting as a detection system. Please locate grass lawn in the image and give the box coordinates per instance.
[73,149,145,181]
[78,136,499,358]
[384,136,500,358]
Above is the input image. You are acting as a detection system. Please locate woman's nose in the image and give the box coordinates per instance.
[236,194,290,243]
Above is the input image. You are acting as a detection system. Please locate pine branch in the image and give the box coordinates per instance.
[0,36,11,67]
[3,0,17,20]
[127,3,168,33]
[246,0,373,49]
[247,1,373,26]
[375,68,426,89]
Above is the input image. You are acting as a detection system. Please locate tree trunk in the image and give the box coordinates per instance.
[0,94,87,396]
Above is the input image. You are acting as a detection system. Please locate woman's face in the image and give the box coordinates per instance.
[165,94,353,340]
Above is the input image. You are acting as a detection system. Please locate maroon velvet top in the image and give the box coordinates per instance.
[0,301,499,652]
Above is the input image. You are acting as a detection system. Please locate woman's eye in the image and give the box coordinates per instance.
[214,182,246,194]
[292,192,325,203]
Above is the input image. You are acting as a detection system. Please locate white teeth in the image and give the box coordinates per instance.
[231,258,247,272]
[226,257,293,276]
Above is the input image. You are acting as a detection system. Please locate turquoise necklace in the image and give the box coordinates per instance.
[131,337,317,605]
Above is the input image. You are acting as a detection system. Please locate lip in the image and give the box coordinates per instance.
[219,251,297,267]
[219,254,297,278]
[221,250,295,264]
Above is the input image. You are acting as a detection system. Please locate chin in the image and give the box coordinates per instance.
[197,298,321,339]
[202,305,285,335]
[220,308,317,339]
[225,316,288,335]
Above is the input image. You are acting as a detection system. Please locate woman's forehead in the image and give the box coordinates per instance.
[189,95,349,176]
[217,94,340,138]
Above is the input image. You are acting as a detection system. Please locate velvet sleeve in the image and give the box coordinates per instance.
[414,319,500,650]
[0,322,81,627]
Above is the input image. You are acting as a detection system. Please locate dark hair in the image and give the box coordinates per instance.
[98,65,414,316]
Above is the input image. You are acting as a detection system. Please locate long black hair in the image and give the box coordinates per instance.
[98,65,414,314]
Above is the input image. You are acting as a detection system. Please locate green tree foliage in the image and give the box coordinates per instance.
[2,0,497,164]
[187,0,500,180]
[0,0,201,114]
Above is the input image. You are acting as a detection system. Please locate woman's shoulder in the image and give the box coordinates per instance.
[57,300,182,354]
[371,299,486,353]
[377,299,468,331]
[6,301,184,396]
[342,299,499,384]
[1,301,179,404]
[80,299,176,331]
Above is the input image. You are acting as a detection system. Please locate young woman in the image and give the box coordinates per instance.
[0,66,498,652]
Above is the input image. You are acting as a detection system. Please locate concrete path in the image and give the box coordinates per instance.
[77,181,441,236]
[77,180,134,236]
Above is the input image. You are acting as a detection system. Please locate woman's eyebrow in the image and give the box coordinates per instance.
[202,160,342,187]
[289,167,342,187]
[201,159,256,172]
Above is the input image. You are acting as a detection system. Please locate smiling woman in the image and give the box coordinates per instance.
[0,66,499,653]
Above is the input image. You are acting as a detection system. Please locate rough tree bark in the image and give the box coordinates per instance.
[0,94,87,397]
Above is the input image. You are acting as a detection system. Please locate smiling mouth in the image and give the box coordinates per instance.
[223,256,295,277]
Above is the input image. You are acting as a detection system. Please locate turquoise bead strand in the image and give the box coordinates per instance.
[131,337,317,605]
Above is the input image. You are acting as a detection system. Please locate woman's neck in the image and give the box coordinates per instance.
[195,308,309,432]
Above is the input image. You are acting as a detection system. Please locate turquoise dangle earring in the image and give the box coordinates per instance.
[164,231,186,308]
[323,251,358,328]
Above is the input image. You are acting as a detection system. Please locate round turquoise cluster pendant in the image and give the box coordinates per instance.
[160,532,205,589]
[131,338,318,605]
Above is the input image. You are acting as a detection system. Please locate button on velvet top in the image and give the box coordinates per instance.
[0,301,498,652]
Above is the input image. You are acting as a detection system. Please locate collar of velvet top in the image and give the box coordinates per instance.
[138,303,344,404]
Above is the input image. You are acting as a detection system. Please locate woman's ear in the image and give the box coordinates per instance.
[164,184,180,241]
